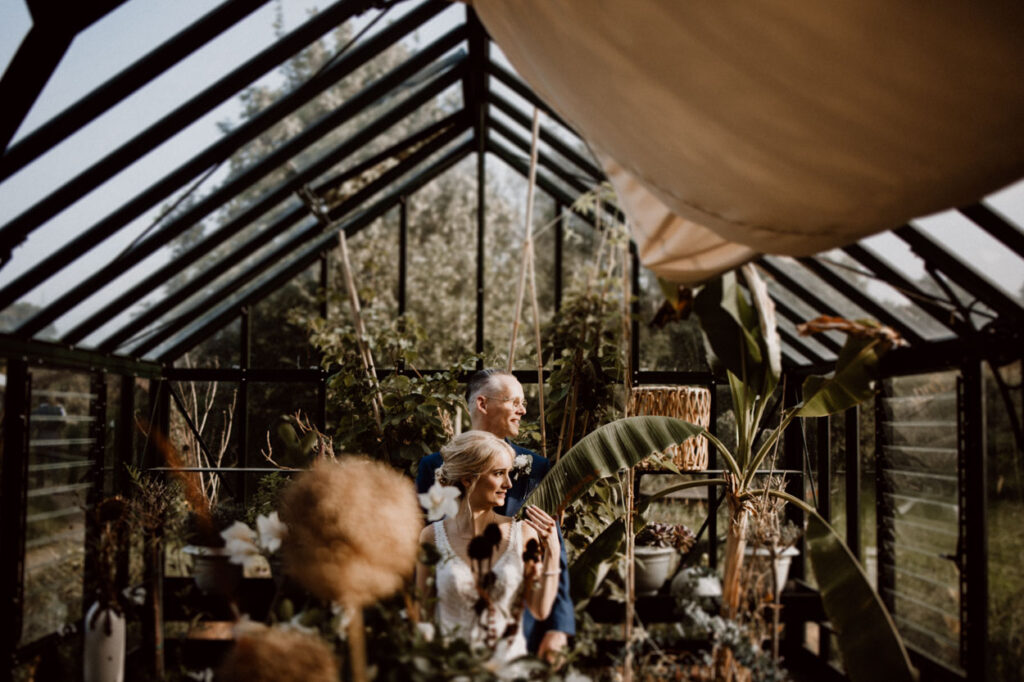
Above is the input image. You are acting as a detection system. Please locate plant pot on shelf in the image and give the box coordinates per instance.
[634,546,678,595]
[84,601,126,682]
[744,545,800,595]
[183,545,241,597]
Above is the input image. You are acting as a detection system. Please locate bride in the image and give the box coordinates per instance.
[415,430,561,664]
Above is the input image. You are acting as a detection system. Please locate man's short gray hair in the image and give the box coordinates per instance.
[465,368,513,412]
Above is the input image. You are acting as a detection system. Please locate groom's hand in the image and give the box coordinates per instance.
[538,630,569,667]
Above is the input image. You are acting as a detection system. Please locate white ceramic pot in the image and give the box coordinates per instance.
[184,545,242,596]
[633,546,677,595]
[670,567,722,599]
[83,601,126,682]
[744,545,800,595]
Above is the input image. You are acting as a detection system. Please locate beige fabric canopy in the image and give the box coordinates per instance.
[473,0,1024,283]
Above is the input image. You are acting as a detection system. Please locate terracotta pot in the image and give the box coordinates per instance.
[633,545,677,595]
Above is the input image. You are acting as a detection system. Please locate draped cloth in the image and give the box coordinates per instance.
[472,0,1024,283]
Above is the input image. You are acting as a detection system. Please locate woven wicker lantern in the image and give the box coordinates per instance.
[628,385,711,471]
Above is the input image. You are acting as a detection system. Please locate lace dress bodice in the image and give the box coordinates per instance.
[432,519,527,664]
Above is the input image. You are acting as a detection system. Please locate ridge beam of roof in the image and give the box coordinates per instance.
[0,0,273,182]
[128,123,470,357]
[895,223,1024,324]
[18,29,468,340]
[488,91,603,182]
[67,82,467,348]
[485,135,612,232]
[959,202,1024,261]
[151,139,474,362]
[0,0,128,156]
[841,243,962,334]
[796,256,927,347]
[486,59,574,135]
[0,0,447,261]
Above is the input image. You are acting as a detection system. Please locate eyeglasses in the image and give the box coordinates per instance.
[487,395,528,410]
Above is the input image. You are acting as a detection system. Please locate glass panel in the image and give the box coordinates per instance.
[985,180,1024,237]
[880,372,961,671]
[828,411,848,545]
[636,269,708,372]
[171,317,241,369]
[860,401,877,590]
[764,277,847,350]
[22,368,95,645]
[251,263,319,369]
[860,233,998,329]
[0,2,30,77]
[168,379,241,511]
[248,381,319,499]
[912,210,1024,308]
[985,360,1024,681]
[485,158,558,370]
[811,250,955,341]
[762,255,873,321]
[396,155,474,367]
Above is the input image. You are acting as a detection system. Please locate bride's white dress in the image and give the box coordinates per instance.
[433,519,528,665]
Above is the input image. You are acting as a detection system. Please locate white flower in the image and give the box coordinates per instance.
[185,668,214,682]
[220,520,256,545]
[418,481,461,521]
[563,669,592,682]
[281,612,318,636]
[416,622,435,642]
[513,454,532,478]
[224,536,262,571]
[256,511,287,553]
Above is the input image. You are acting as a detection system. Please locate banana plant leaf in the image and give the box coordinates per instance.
[524,416,703,516]
[797,334,885,417]
[766,490,918,682]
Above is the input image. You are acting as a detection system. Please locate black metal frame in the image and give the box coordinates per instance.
[1,3,1022,680]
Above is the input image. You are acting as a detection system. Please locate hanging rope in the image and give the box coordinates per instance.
[298,186,384,434]
[506,108,548,456]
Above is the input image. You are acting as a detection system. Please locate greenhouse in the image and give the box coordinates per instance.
[1,1,1022,681]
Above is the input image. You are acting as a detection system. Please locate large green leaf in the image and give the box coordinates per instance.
[694,273,762,382]
[761,490,917,682]
[524,416,703,515]
[806,512,917,682]
[798,335,884,417]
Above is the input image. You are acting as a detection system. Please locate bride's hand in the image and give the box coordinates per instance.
[524,505,561,556]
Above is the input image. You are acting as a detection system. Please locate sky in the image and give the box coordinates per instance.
[0,0,1022,342]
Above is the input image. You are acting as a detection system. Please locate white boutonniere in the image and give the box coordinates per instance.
[512,454,532,480]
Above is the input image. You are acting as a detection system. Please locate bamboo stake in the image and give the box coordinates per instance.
[299,186,383,433]
[622,467,635,682]
[507,108,541,370]
[525,247,548,457]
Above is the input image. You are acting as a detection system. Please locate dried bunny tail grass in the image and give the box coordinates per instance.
[216,622,339,682]
[279,456,422,608]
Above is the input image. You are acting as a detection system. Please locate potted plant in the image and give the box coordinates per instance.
[633,521,695,595]
[182,499,247,596]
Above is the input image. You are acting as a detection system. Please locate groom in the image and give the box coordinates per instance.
[416,368,574,661]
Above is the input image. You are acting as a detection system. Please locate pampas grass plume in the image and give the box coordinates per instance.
[279,456,422,607]
[217,622,338,682]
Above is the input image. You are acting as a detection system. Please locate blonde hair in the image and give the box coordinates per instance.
[437,430,514,492]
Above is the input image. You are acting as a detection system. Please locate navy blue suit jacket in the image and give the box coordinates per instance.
[415,442,575,650]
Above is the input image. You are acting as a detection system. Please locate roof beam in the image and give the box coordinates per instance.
[959,202,1024,261]
[796,256,927,346]
[777,325,828,366]
[487,114,592,195]
[841,243,961,334]
[67,83,466,347]
[0,0,272,181]
[486,135,612,231]
[20,33,467,340]
[0,1,128,156]
[0,0,447,262]
[486,60,575,133]
[488,91,603,182]
[896,224,1024,323]
[151,139,474,361]
[128,124,470,357]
